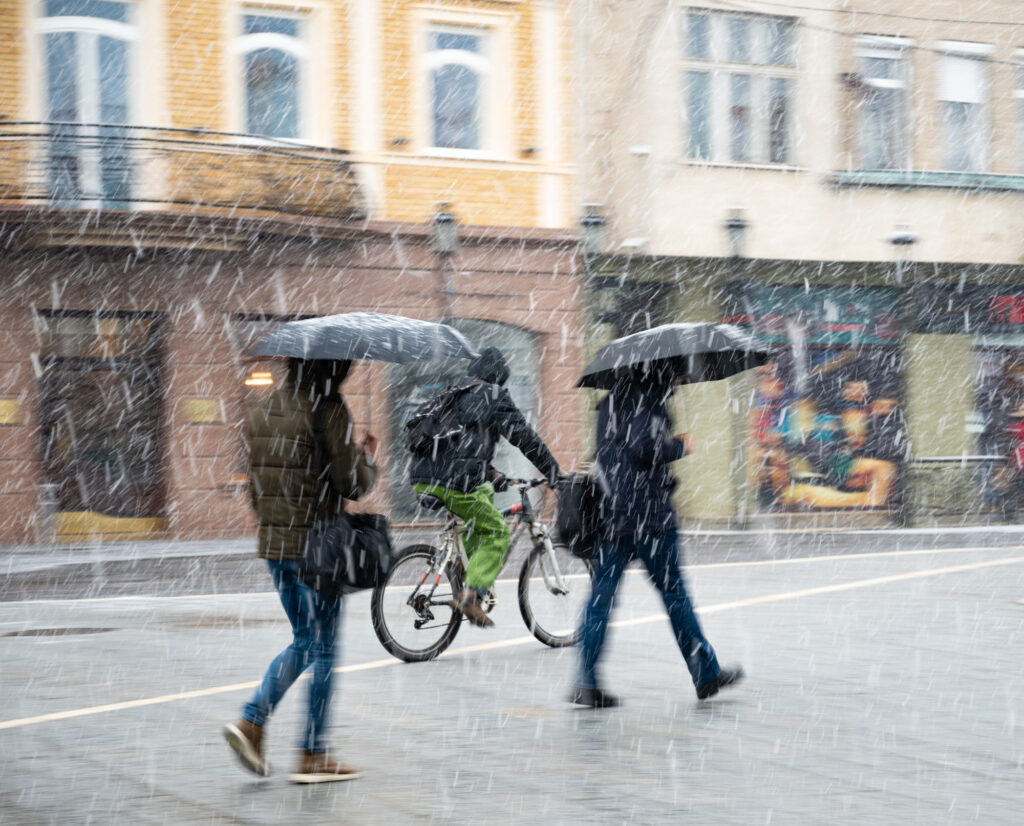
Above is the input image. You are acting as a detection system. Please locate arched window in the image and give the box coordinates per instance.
[238,12,307,139]
[426,28,490,151]
[38,0,136,205]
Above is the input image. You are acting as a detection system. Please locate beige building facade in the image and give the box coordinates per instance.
[581,1,1024,525]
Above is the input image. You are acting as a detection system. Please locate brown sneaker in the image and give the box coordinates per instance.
[458,587,495,628]
[223,718,269,777]
[288,750,362,784]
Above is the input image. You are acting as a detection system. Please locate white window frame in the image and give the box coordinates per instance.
[231,6,313,144]
[33,1,140,206]
[414,8,512,160]
[854,35,912,171]
[35,8,138,126]
[679,7,798,167]
[936,40,993,174]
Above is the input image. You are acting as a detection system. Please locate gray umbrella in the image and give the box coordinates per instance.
[579,322,770,389]
[249,312,479,363]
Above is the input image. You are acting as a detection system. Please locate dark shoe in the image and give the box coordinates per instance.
[696,665,745,700]
[223,718,269,776]
[569,687,621,708]
[458,588,495,628]
[288,751,362,784]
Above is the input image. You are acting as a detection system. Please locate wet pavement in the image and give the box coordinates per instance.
[1,528,1022,824]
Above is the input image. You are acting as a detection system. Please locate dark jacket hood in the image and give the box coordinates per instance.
[467,347,510,386]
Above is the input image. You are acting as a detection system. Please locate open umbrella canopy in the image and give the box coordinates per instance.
[249,312,479,363]
[579,322,770,390]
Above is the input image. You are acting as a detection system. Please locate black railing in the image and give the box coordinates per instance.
[0,121,364,219]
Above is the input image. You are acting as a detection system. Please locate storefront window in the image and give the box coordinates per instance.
[972,347,1024,512]
[728,283,907,513]
[34,310,164,519]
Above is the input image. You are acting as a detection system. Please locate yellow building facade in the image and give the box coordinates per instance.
[0,0,575,229]
[0,0,582,543]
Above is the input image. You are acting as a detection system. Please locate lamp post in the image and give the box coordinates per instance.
[432,205,458,319]
[724,208,748,261]
[581,203,613,333]
[888,226,916,286]
[580,203,606,262]
[432,207,459,256]
[887,225,917,528]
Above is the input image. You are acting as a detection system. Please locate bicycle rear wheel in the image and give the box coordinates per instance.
[518,541,593,647]
[371,544,463,662]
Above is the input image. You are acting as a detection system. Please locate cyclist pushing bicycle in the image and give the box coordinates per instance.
[407,346,562,628]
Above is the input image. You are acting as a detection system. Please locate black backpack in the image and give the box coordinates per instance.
[404,380,483,458]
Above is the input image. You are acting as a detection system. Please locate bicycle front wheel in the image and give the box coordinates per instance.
[518,541,593,648]
[371,545,463,662]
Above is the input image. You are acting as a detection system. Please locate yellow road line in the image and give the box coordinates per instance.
[2,553,1021,731]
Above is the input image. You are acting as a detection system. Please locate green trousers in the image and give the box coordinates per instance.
[413,482,511,592]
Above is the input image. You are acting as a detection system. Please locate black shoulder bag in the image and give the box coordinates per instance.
[555,469,603,560]
[300,401,393,598]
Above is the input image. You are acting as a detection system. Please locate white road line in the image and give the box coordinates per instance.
[2,553,1022,732]
[683,544,1024,570]
[609,555,1024,628]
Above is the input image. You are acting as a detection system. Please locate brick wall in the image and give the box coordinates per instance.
[0,0,21,120]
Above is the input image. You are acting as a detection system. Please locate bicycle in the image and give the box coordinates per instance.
[370,478,594,662]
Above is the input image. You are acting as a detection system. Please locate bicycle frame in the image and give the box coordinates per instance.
[408,479,572,615]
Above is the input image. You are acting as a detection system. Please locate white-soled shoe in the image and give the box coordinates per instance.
[288,750,362,784]
[223,720,269,777]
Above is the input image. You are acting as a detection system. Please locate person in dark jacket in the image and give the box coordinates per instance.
[571,365,743,708]
[410,347,561,627]
[224,358,377,783]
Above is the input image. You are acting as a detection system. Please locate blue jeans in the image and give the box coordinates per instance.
[242,560,342,753]
[578,530,721,691]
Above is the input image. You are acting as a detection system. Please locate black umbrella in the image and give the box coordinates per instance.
[578,322,770,390]
[249,312,479,363]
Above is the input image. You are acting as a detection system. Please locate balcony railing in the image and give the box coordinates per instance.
[0,121,364,220]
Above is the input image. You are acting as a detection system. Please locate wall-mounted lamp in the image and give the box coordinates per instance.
[724,208,749,259]
[432,207,459,256]
[887,225,917,287]
[580,204,606,257]
[244,370,274,387]
[888,227,917,248]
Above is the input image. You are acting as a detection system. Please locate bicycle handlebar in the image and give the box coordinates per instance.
[493,476,549,493]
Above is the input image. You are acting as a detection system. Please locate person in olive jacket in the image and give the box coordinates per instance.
[410,347,561,627]
[224,358,377,784]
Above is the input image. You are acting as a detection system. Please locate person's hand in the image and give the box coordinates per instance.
[675,433,693,454]
[360,432,379,460]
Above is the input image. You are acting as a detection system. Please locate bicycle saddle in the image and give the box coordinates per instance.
[416,493,446,511]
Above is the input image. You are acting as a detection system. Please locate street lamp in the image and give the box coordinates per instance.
[887,226,917,285]
[580,204,606,258]
[431,205,458,319]
[431,206,459,256]
[887,225,917,529]
[724,208,748,260]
